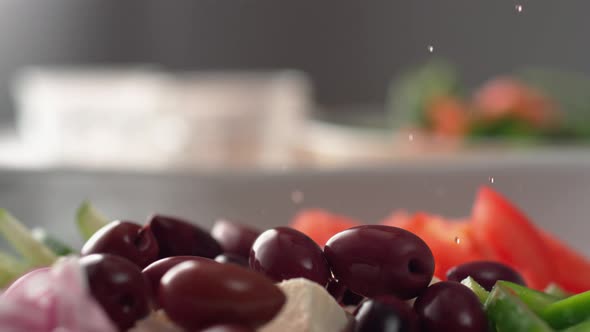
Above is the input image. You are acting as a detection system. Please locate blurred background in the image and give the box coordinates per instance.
[3,0,590,290]
[0,0,589,171]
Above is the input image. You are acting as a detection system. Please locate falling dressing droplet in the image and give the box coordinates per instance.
[489,177,495,184]
[427,45,434,53]
[291,190,305,204]
[454,236,461,244]
[515,4,523,13]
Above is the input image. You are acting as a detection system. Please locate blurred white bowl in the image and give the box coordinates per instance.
[12,67,311,170]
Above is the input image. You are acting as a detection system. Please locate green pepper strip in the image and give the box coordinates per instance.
[485,284,554,332]
[541,290,590,329]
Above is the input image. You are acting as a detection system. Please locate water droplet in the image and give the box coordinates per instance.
[427,45,434,53]
[489,176,495,184]
[515,4,523,12]
[408,134,414,141]
[454,236,461,244]
[291,190,304,204]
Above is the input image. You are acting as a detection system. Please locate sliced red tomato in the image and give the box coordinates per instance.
[427,96,470,137]
[383,212,485,279]
[290,209,361,247]
[381,210,412,228]
[471,186,554,290]
[538,229,590,294]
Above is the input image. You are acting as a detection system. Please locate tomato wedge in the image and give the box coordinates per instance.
[471,186,553,290]
[538,229,590,294]
[290,209,361,246]
[383,212,485,279]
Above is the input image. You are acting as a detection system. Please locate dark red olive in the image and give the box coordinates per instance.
[80,254,151,331]
[215,253,249,268]
[146,214,222,259]
[354,295,419,332]
[342,289,365,307]
[324,225,434,299]
[327,278,347,302]
[211,219,261,259]
[142,256,214,297]
[198,325,255,332]
[159,260,285,330]
[446,260,526,291]
[81,221,159,268]
[413,281,487,332]
[250,227,331,286]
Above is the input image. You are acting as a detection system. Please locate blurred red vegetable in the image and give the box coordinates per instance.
[473,77,558,128]
[290,209,360,247]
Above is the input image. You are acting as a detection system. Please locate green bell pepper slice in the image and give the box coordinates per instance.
[541,290,590,329]
[497,281,560,315]
[461,276,490,304]
[485,284,554,332]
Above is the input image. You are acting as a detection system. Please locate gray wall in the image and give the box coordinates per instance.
[0,0,588,122]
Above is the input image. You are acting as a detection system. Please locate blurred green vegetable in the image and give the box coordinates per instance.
[76,201,109,241]
[516,68,590,140]
[31,227,75,256]
[0,251,29,288]
[0,209,57,266]
[386,59,464,128]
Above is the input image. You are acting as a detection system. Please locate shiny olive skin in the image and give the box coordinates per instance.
[354,296,419,332]
[81,221,159,268]
[159,260,286,330]
[211,220,261,259]
[250,227,331,286]
[446,260,526,291]
[142,256,214,297]
[146,214,222,259]
[215,253,249,267]
[80,254,151,331]
[413,281,487,332]
[324,225,434,299]
[199,325,255,332]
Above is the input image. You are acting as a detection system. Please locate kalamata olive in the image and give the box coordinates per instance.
[342,289,365,307]
[250,227,331,286]
[211,220,261,259]
[324,225,434,299]
[199,325,254,332]
[446,260,526,291]
[215,253,249,267]
[327,278,347,301]
[80,254,151,331]
[159,260,285,330]
[146,214,222,259]
[413,281,487,332]
[354,295,419,332]
[142,256,214,297]
[81,221,159,268]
